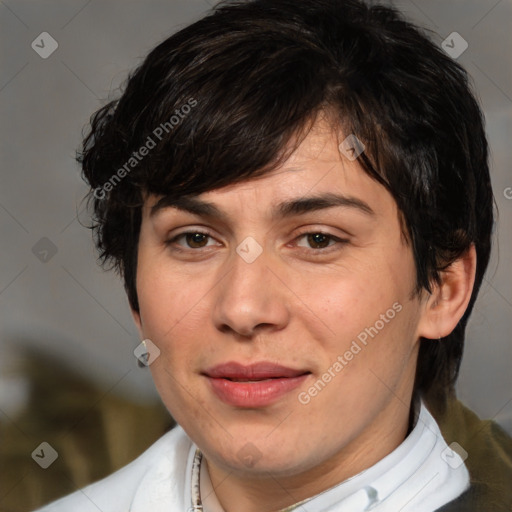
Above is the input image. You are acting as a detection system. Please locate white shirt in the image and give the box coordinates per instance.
[34,401,469,512]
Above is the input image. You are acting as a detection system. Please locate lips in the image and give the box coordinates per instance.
[205,362,308,380]
[203,362,310,407]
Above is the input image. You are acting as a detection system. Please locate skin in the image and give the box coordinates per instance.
[132,116,476,512]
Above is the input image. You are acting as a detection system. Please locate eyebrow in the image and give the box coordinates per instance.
[150,192,375,220]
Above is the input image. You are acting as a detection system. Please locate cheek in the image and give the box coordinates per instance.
[301,300,420,429]
[135,267,201,397]
[304,260,419,385]
[136,253,206,340]
[307,270,396,345]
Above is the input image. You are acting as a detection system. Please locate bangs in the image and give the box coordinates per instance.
[104,22,339,203]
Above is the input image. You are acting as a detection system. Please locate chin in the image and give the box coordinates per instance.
[203,436,321,477]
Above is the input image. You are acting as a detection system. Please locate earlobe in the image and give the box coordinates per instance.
[417,245,477,340]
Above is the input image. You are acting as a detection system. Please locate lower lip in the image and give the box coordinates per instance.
[206,374,309,408]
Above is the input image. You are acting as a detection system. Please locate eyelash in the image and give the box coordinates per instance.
[165,230,349,255]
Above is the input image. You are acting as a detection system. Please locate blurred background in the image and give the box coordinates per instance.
[0,0,511,510]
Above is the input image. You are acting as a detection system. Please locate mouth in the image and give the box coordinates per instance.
[203,362,311,407]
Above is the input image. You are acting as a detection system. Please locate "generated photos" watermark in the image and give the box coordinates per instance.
[298,301,403,405]
[94,97,197,200]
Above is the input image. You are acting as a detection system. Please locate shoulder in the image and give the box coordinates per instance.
[435,481,510,512]
[427,395,512,511]
[33,426,192,512]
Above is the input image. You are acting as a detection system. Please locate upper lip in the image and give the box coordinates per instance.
[203,362,310,380]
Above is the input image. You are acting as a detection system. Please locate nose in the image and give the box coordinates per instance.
[212,244,290,338]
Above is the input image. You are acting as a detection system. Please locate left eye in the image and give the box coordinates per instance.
[169,231,215,249]
[295,232,341,249]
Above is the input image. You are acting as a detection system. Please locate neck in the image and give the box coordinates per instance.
[206,398,412,512]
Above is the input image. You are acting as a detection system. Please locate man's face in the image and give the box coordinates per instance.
[133,118,427,481]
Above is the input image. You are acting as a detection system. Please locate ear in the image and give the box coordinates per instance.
[130,307,144,339]
[417,245,477,340]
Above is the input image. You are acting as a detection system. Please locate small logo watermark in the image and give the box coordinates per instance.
[236,236,263,264]
[31,32,59,59]
[441,441,468,469]
[32,237,58,263]
[339,134,365,161]
[237,442,262,468]
[441,32,468,59]
[134,339,161,367]
[32,442,58,469]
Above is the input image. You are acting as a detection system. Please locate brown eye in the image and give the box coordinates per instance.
[166,231,216,250]
[185,233,209,248]
[294,231,349,254]
[306,233,332,249]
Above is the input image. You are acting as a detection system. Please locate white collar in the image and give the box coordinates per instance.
[189,400,469,512]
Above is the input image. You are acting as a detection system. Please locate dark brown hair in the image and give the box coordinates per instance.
[78,0,494,400]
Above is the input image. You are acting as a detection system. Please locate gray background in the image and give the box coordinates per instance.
[1,0,511,433]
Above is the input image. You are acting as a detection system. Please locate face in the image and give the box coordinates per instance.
[133,118,428,485]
